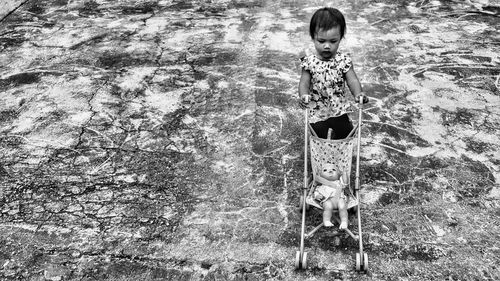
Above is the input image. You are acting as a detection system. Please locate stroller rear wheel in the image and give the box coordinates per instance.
[295,251,300,269]
[301,252,308,269]
[355,252,369,272]
[363,253,369,272]
[294,251,308,269]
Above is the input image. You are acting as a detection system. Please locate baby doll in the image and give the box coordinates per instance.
[314,163,349,229]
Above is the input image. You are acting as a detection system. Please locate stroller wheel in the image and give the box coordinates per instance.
[295,251,301,269]
[363,253,369,272]
[355,252,368,272]
[355,253,361,271]
[301,252,308,269]
[295,251,308,269]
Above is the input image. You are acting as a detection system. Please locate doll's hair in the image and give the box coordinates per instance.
[309,7,346,40]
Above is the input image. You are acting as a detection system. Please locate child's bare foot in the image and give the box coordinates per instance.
[324,221,334,227]
[339,221,348,230]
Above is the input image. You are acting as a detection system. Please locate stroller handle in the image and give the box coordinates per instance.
[299,107,309,255]
[354,98,364,256]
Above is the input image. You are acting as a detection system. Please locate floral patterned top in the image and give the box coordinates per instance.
[300,52,353,123]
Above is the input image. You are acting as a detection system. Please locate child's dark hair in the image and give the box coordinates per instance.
[309,7,346,39]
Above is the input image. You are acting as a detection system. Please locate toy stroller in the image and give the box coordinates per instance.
[295,98,368,272]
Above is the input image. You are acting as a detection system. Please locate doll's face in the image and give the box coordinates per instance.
[320,164,340,181]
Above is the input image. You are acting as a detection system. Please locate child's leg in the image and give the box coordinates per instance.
[322,200,335,227]
[338,198,348,230]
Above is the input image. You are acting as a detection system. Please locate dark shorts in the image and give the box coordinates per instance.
[310,114,354,139]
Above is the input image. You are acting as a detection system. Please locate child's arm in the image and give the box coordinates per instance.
[298,69,311,103]
[345,66,368,103]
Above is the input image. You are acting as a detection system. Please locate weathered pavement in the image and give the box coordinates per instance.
[1,0,499,280]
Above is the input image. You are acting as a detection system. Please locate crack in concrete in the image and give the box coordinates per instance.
[74,80,106,150]
[0,0,29,23]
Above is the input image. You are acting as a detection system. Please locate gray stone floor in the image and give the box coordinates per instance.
[1,0,499,280]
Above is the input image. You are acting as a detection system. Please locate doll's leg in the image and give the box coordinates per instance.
[323,200,335,227]
[338,198,348,230]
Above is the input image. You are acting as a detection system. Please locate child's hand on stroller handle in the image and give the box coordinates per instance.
[299,95,310,109]
[355,93,369,104]
[301,95,310,103]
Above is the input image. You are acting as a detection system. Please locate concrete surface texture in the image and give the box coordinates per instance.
[0,0,499,280]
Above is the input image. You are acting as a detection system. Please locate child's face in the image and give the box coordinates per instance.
[313,26,341,60]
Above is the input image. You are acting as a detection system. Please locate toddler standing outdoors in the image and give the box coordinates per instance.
[299,7,368,139]
[299,7,367,229]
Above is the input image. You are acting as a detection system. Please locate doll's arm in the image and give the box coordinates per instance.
[313,184,325,201]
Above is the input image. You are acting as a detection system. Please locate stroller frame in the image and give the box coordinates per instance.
[295,100,368,272]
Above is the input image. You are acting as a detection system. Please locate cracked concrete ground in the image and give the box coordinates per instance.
[1,0,500,280]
